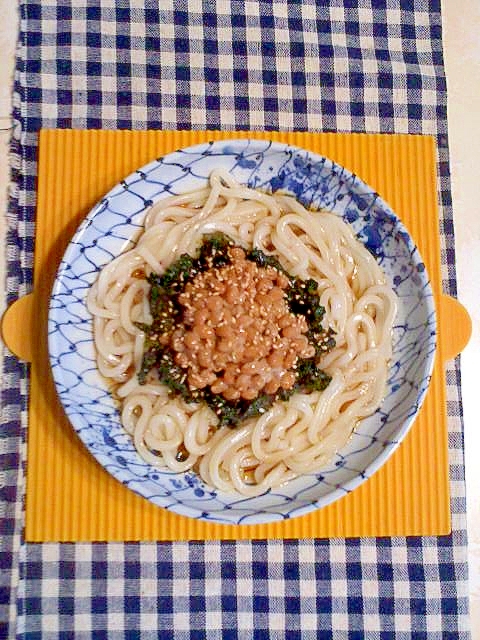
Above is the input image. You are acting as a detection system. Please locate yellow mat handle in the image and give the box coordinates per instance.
[2,291,472,365]
[437,294,472,362]
[1,293,35,362]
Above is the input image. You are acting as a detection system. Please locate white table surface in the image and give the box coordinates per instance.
[0,2,478,635]
[442,1,480,636]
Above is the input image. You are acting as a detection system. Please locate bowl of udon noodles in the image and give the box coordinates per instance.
[48,138,436,525]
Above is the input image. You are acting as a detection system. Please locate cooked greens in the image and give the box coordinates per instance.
[137,232,335,426]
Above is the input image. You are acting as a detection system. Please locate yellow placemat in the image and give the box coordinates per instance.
[9,129,464,541]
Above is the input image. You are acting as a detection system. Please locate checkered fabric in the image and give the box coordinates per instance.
[1,1,470,637]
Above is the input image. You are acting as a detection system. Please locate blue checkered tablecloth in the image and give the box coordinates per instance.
[1,1,470,638]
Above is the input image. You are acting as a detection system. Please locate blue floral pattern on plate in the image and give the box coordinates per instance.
[48,139,436,525]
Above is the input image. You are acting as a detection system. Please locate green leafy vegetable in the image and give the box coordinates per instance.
[198,232,235,268]
[153,253,198,296]
[154,351,194,401]
[137,343,161,385]
[202,393,244,427]
[247,248,287,274]
[295,358,332,392]
[286,276,326,330]
[136,232,336,427]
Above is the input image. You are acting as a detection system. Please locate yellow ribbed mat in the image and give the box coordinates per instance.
[18,130,457,540]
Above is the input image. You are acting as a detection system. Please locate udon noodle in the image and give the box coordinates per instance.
[87,169,397,496]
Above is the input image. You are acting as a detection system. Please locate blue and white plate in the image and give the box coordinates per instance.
[48,139,436,525]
